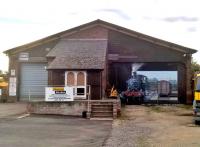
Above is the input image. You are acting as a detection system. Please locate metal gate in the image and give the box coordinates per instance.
[20,63,48,101]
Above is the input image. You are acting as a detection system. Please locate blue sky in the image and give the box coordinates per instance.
[137,71,177,81]
[0,0,200,71]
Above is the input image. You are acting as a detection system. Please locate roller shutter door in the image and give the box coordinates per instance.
[20,63,48,101]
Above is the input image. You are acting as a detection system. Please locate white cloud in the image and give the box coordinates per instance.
[0,0,200,71]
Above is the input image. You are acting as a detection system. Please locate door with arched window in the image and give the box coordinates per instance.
[76,72,86,96]
[65,71,87,99]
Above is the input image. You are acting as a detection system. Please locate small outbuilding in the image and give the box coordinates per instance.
[4,19,197,104]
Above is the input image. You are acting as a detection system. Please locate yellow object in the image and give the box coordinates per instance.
[53,87,64,91]
[195,92,200,101]
[194,74,200,101]
[0,82,8,87]
[110,86,118,97]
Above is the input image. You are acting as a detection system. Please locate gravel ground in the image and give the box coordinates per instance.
[104,106,152,147]
[104,104,200,147]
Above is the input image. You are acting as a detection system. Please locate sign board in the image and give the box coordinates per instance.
[0,89,2,95]
[45,87,74,101]
[9,77,16,96]
[19,52,29,61]
[11,69,15,76]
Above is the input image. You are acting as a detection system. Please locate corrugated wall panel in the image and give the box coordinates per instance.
[20,63,48,101]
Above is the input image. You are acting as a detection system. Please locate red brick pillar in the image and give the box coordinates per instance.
[186,54,193,104]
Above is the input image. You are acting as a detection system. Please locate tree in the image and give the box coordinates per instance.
[0,70,8,82]
[191,59,200,73]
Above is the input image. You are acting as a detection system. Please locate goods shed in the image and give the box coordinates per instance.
[4,19,197,104]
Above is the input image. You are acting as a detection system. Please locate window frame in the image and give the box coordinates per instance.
[65,71,87,99]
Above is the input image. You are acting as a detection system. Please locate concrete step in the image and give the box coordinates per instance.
[91,102,113,105]
[92,108,113,111]
[92,107,112,110]
[91,113,113,117]
[91,116,113,119]
[90,117,113,120]
[92,107,113,109]
[90,102,114,119]
[91,110,113,113]
[91,105,113,108]
[91,104,113,107]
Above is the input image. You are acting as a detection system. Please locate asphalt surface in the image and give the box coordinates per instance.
[0,115,112,147]
[0,103,27,118]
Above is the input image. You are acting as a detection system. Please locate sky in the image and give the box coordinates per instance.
[137,71,177,81]
[0,0,200,71]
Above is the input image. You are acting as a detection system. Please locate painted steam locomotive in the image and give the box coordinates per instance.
[120,72,147,104]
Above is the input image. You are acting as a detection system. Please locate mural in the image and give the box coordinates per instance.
[137,71,178,101]
[119,63,178,104]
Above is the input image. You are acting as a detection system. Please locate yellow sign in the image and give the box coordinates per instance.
[53,87,64,91]
[195,92,200,101]
[46,87,74,101]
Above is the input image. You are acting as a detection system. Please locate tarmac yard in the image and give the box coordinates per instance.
[0,115,112,147]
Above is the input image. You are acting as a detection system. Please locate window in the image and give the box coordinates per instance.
[19,52,29,61]
[65,71,87,99]
[77,88,85,95]
[77,72,85,86]
[67,72,75,86]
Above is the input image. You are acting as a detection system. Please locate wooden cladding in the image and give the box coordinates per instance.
[87,71,101,99]
[48,70,65,86]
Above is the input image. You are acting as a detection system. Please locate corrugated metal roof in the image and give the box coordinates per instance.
[47,39,107,69]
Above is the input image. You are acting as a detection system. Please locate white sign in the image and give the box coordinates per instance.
[0,89,2,96]
[11,69,15,76]
[19,52,29,61]
[45,87,74,101]
[9,77,16,96]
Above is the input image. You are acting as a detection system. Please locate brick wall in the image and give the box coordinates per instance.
[27,100,120,118]
[27,101,88,116]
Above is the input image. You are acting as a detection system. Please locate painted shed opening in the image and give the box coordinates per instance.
[109,62,180,103]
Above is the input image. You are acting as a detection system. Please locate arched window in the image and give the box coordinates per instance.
[77,72,85,86]
[67,72,75,86]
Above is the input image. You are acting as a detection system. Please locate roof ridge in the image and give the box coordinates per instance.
[4,19,197,54]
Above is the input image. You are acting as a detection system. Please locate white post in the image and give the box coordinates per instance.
[0,89,2,102]
[87,85,91,117]
[28,88,31,102]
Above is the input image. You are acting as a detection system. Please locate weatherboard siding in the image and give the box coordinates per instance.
[108,30,186,63]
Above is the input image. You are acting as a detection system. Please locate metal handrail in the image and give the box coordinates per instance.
[87,85,91,114]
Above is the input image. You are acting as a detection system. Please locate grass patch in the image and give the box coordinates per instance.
[136,136,150,147]
[177,104,192,110]
[150,106,165,113]
[118,107,129,120]
[149,104,193,115]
